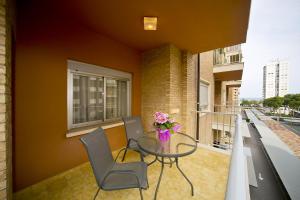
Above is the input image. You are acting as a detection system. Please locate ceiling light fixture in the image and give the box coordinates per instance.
[144,17,157,31]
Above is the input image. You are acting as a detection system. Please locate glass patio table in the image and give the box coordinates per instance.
[137,131,197,200]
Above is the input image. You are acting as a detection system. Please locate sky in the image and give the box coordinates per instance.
[240,0,300,99]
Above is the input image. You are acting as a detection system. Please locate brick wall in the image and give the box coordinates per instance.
[198,51,215,144]
[181,51,197,137]
[170,45,182,125]
[141,44,196,137]
[214,81,221,106]
[0,0,11,199]
[141,45,171,131]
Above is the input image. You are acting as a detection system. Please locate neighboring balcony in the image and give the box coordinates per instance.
[198,105,242,150]
[213,62,244,81]
[213,48,244,81]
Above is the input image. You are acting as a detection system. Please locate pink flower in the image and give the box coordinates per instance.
[172,124,181,132]
[154,112,168,124]
[168,118,175,123]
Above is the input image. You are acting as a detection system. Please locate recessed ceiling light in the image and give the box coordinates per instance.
[144,17,157,31]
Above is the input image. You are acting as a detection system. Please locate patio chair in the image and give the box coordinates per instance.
[121,116,155,165]
[80,128,148,200]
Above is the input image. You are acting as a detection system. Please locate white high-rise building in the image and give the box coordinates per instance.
[263,60,289,99]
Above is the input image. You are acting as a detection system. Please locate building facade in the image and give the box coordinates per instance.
[212,44,243,106]
[196,45,243,147]
[263,60,289,99]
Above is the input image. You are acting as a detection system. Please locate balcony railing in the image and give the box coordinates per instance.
[197,111,236,150]
[225,114,248,200]
[214,105,241,114]
[195,109,248,200]
[213,45,243,66]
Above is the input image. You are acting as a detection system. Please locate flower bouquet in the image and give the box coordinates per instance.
[153,112,181,141]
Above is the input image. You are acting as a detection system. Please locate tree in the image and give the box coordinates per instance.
[241,99,261,106]
[283,94,300,116]
[263,97,284,113]
[283,94,293,107]
[241,99,250,106]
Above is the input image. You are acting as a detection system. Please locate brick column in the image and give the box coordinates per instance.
[181,51,197,137]
[141,44,196,137]
[0,0,12,199]
[141,45,172,131]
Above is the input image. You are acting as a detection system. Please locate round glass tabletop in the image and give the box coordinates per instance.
[137,131,197,158]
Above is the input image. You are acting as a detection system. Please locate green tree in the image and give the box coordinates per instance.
[263,97,284,113]
[283,94,293,106]
[283,94,300,110]
[241,99,261,106]
[241,99,250,106]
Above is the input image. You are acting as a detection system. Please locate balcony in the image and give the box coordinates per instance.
[15,147,230,200]
[213,47,244,81]
[6,1,254,199]
[14,109,250,200]
[213,63,244,81]
[195,108,250,200]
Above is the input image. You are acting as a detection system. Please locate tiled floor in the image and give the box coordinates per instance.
[14,147,230,200]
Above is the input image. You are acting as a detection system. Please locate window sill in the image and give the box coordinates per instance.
[66,120,124,138]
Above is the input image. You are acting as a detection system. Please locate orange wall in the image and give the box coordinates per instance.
[14,5,141,191]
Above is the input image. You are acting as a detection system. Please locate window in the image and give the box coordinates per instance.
[68,60,131,129]
[199,81,209,111]
[229,54,240,63]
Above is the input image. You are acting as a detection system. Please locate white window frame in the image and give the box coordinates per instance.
[199,79,210,112]
[67,60,132,130]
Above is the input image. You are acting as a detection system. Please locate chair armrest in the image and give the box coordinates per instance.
[101,169,141,187]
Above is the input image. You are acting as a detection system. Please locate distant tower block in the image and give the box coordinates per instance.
[263,60,289,99]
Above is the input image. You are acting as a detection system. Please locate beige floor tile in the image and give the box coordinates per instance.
[14,147,229,200]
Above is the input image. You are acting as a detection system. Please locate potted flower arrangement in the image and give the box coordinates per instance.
[153,112,181,141]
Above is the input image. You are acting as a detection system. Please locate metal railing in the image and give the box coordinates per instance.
[214,105,241,115]
[194,109,249,200]
[225,114,248,200]
[196,111,237,150]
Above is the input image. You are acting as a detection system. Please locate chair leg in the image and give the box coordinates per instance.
[121,148,128,162]
[139,187,144,200]
[93,188,100,200]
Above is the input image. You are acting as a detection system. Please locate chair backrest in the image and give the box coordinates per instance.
[123,116,145,141]
[80,128,114,186]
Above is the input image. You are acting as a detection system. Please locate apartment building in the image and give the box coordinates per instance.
[212,44,243,106]
[263,60,289,99]
[197,45,243,148]
[228,87,240,105]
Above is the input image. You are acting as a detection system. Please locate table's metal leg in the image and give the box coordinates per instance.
[168,157,172,168]
[147,156,157,166]
[175,158,194,196]
[154,157,164,200]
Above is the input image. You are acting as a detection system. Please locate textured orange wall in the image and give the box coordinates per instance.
[14,5,141,191]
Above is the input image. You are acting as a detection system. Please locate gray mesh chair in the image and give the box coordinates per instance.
[80,128,148,200]
[121,116,150,162]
